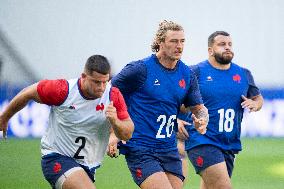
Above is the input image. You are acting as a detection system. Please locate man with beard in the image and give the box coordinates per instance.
[180,31,263,189]
[110,20,208,189]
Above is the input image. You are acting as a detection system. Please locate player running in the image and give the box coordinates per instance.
[0,55,134,189]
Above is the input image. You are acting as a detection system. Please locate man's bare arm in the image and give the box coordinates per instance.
[189,104,209,134]
[0,83,42,138]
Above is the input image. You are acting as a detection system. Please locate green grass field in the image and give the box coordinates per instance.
[0,138,284,189]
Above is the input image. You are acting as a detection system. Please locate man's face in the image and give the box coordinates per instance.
[209,35,234,65]
[82,71,109,99]
[159,30,185,61]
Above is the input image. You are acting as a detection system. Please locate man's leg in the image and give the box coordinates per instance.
[200,162,231,189]
[187,145,232,189]
[125,151,172,189]
[163,148,184,189]
[62,169,96,189]
[166,172,183,189]
[125,148,183,189]
[200,150,236,189]
[140,172,173,189]
[41,153,96,189]
[200,178,207,189]
[177,139,188,185]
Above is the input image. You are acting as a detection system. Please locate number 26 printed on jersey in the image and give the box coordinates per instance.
[156,115,176,138]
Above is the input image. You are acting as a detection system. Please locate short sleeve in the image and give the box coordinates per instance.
[244,68,261,98]
[110,87,129,120]
[37,79,69,106]
[111,61,147,95]
[189,65,200,79]
[183,69,203,107]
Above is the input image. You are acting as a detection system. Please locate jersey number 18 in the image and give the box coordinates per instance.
[218,109,235,132]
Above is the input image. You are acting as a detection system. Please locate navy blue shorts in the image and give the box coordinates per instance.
[187,145,236,177]
[124,148,185,186]
[41,153,98,188]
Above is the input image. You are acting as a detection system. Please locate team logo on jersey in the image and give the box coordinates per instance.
[206,76,213,81]
[154,79,160,86]
[233,74,241,83]
[96,103,105,111]
[179,79,186,89]
[196,156,204,167]
[136,168,143,179]
[53,162,62,173]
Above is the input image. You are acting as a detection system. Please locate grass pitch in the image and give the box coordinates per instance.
[0,138,283,189]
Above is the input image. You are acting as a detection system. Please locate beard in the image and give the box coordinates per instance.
[214,51,234,65]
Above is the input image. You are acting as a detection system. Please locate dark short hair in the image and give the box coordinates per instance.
[84,55,110,75]
[208,31,230,47]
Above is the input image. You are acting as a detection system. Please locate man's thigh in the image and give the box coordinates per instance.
[166,172,183,189]
[140,172,173,189]
[41,153,94,189]
[187,145,232,189]
[187,145,225,174]
[200,162,232,189]
[62,169,96,189]
[125,149,184,187]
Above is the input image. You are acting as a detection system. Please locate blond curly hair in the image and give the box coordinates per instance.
[151,20,184,52]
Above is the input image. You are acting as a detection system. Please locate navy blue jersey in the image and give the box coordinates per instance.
[184,60,261,152]
[112,54,203,150]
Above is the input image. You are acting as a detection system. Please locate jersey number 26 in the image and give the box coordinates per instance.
[156,115,176,138]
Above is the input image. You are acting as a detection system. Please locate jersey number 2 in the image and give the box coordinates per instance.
[73,136,86,159]
[218,109,235,132]
[156,115,176,138]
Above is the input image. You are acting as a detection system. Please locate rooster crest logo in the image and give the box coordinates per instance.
[233,74,241,83]
[179,79,186,89]
[96,103,105,111]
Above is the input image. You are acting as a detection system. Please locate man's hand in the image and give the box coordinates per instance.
[105,101,118,126]
[189,104,208,135]
[192,114,207,134]
[241,95,259,112]
[0,115,8,140]
[107,132,119,158]
[176,119,190,140]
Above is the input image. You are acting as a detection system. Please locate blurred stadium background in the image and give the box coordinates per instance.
[0,0,283,188]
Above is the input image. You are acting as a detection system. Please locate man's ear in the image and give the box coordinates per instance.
[81,72,87,78]
[208,47,213,56]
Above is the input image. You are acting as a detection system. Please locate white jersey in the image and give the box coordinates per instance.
[41,79,111,169]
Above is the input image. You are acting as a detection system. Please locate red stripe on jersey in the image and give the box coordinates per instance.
[37,79,69,106]
[110,87,129,120]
